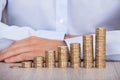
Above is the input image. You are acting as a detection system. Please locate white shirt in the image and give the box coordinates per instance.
[0,0,120,60]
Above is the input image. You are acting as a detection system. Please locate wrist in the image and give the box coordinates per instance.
[65,35,77,39]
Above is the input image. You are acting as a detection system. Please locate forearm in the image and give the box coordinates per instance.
[65,30,120,61]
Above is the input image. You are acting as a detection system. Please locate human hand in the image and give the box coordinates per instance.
[0,36,66,63]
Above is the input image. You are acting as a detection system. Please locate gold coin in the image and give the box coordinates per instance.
[22,61,32,68]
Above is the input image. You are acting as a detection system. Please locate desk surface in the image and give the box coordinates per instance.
[0,62,120,80]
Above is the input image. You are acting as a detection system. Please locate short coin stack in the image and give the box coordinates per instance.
[95,28,106,68]
[58,46,68,68]
[83,35,94,68]
[22,61,32,68]
[70,43,81,68]
[45,50,56,68]
[34,56,44,68]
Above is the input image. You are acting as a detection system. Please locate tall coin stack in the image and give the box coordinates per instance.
[22,61,32,68]
[70,43,81,68]
[45,50,56,68]
[83,35,94,68]
[95,28,106,68]
[34,56,44,68]
[58,46,68,68]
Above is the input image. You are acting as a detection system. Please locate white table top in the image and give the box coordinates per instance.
[0,62,119,80]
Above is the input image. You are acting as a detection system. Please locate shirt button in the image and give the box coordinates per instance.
[59,19,64,24]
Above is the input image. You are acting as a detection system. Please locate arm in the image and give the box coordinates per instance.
[0,24,65,41]
[0,0,14,50]
[65,30,120,61]
[0,0,66,62]
[0,0,65,41]
[0,0,65,50]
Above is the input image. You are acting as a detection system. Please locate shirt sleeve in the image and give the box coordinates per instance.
[0,24,65,41]
[0,1,65,40]
[65,30,120,61]
[0,0,65,50]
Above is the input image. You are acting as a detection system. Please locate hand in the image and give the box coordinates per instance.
[0,36,66,63]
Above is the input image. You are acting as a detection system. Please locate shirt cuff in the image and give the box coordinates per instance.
[65,36,90,59]
[0,38,14,50]
[0,26,33,40]
[65,36,83,51]
[0,25,65,40]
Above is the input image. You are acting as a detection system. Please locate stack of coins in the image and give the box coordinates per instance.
[22,61,32,68]
[95,28,106,68]
[70,43,81,68]
[58,46,68,68]
[34,56,44,68]
[45,50,56,68]
[83,35,94,68]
